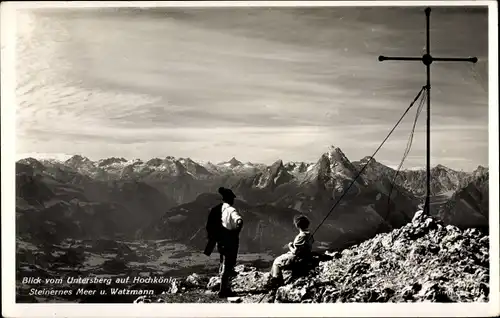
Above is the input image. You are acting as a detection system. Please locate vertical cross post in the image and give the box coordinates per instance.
[378,7,478,215]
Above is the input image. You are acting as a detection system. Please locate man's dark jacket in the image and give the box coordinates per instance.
[203,203,223,256]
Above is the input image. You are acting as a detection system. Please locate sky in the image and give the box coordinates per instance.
[14,5,489,171]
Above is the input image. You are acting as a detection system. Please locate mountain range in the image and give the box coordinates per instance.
[15,146,489,253]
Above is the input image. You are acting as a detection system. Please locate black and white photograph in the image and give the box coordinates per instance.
[1,1,498,316]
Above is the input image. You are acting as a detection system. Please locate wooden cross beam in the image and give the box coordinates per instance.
[378,7,478,215]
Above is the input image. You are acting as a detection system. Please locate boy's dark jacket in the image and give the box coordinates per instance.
[203,203,223,256]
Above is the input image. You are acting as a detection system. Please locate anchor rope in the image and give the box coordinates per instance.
[257,85,427,303]
[310,85,427,238]
[386,87,427,217]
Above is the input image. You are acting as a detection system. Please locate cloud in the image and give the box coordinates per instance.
[15,7,489,171]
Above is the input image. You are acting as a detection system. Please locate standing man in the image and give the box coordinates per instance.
[217,187,243,297]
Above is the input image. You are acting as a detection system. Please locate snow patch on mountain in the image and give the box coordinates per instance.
[16,152,75,162]
[284,161,315,179]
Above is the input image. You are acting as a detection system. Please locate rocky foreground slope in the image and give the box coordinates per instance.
[134,211,489,303]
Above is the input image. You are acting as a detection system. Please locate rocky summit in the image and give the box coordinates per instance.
[134,212,489,303]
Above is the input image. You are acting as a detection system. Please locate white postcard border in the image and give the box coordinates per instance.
[1,1,498,317]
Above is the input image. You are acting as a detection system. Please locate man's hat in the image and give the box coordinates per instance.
[218,187,236,199]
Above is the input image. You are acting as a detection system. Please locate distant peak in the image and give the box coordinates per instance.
[179,157,199,166]
[273,159,283,165]
[328,145,340,152]
[146,158,163,166]
[327,145,349,158]
[18,157,43,166]
[270,159,284,169]
[21,157,40,162]
[98,157,127,167]
[66,155,90,163]
[104,157,126,162]
[322,145,350,164]
[474,165,489,175]
[228,157,243,166]
[328,145,346,153]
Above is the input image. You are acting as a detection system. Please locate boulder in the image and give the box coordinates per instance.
[185,273,205,288]
[206,277,221,291]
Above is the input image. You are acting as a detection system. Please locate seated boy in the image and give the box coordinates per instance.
[266,215,314,287]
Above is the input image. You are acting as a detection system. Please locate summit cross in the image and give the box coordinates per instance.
[378,7,478,215]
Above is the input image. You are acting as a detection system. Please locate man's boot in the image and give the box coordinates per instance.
[218,274,236,298]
